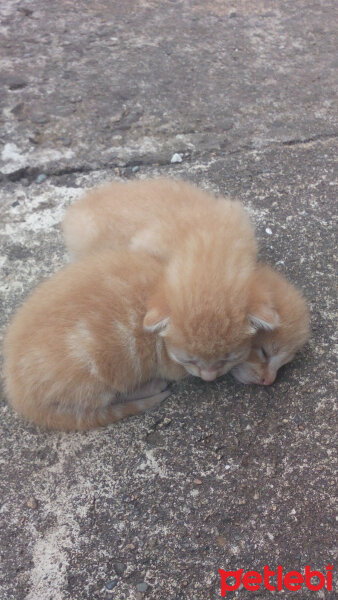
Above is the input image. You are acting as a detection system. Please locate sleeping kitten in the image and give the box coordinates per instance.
[231,265,310,385]
[3,251,187,431]
[63,179,280,381]
[62,178,237,262]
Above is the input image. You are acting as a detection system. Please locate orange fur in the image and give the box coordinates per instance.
[63,178,243,262]
[63,179,284,380]
[62,179,309,384]
[3,251,187,431]
[231,265,310,385]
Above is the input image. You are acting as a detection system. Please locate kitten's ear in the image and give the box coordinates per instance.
[143,308,170,333]
[248,305,280,332]
[248,269,280,332]
[143,291,170,335]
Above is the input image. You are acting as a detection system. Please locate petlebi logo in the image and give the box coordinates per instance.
[218,564,333,596]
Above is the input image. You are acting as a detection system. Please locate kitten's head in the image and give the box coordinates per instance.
[231,265,310,385]
[144,255,280,381]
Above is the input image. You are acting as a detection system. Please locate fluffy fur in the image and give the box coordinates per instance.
[63,178,246,262]
[63,179,280,381]
[231,265,310,385]
[3,251,187,431]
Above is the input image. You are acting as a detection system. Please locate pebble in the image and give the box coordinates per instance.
[26,496,38,509]
[158,417,172,428]
[170,152,183,163]
[125,543,135,550]
[69,95,82,103]
[216,535,227,547]
[105,579,118,590]
[193,479,202,485]
[136,582,149,593]
[36,174,47,184]
[265,227,273,235]
[132,166,139,173]
[114,562,126,576]
[7,76,27,90]
[30,114,49,125]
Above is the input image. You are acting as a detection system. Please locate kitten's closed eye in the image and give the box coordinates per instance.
[260,347,269,360]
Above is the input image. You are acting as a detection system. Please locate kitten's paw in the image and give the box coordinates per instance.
[123,379,169,401]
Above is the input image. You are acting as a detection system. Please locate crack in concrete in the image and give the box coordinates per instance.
[280,132,338,146]
[1,132,336,184]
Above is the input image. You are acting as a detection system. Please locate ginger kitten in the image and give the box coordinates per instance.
[63,179,280,381]
[62,178,239,262]
[231,265,310,385]
[3,251,187,431]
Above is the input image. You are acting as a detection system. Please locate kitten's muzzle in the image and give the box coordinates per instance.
[200,369,219,382]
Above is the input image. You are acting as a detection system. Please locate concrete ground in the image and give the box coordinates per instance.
[0,1,337,599]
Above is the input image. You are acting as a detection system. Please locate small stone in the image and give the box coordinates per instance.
[26,496,38,509]
[216,535,227,547]
[69,95,82,103]
[136,582,149,593]
[105,579,118,590]
[7,76,28,90]
[158,417,172,428]
[11,200,20,207]
[18,7,33,17]
[132,166,139,173]
[170,152,183,163]
[30,114,49,125]
[265,227,273,235]
[11,102,25,115]
[114,562,126,576]
[193,479,202,485]
[36,174,47,184]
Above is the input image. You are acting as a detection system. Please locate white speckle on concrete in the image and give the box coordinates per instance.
[1,143,27,173]
[26,527,71,600]
[1,146,74,175]
[265,227,273,235]
[138,449,167,477]
[170,153,183,163]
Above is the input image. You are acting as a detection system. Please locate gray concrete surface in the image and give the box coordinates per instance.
[0,1,337,599]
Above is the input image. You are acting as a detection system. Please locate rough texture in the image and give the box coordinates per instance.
[0,1,337,599]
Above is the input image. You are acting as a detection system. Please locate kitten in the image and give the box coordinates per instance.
[231,265,310,385]
[62,178,238,262]
[3,251,187,431]
[63,179,280,381]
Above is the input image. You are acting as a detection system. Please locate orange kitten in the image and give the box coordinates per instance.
[3,251,187,431]
[231,265,310,385]
[62,178,238,262]
[63,179,280,381]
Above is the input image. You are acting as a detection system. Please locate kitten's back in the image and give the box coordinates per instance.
[62,178,252,261]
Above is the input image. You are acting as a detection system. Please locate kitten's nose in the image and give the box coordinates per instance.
[200,369,218,381]
[260,372,276,385]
